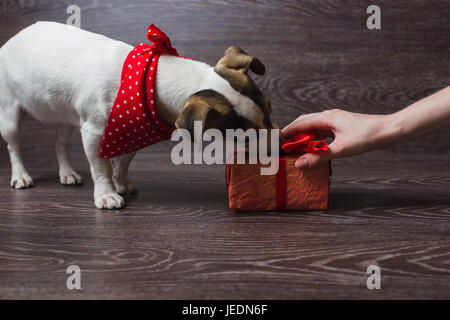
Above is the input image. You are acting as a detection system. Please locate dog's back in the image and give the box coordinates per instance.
[0,21,132,125]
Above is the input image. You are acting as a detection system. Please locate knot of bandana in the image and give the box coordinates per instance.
[146,24,179,56]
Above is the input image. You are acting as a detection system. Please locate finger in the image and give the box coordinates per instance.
[281,113,331,138]
[295,152,331,170]
[281,114,322,138]
[292,112,320,122]
[282,113,321,134]
[294,141,341,169]
[281,113,320,135]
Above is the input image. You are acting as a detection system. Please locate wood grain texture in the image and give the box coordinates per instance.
[0,152,449,299]
[0,0,449,299]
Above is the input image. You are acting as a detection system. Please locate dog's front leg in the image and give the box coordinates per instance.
[111,152,138,195]
[80,122,125,209]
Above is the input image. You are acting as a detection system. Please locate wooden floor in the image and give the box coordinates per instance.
[1,0,450,299]
[0,151,449,299]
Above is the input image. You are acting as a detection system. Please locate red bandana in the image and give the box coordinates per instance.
[100,24,178,158]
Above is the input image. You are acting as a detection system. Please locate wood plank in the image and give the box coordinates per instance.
[0,0,449,299]
[0,152,449,299]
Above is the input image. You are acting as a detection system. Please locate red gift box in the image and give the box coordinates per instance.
[225,133,331,211]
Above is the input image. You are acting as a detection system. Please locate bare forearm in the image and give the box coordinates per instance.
[282,85,450,169]
[384,86,450,147]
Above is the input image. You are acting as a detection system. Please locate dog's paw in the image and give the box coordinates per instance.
[115,181,138,196]
[95,192,125,210]
[59,170,82,185]
[11,174,34,189]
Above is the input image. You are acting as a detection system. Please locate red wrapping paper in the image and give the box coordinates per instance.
[226,132,331,211]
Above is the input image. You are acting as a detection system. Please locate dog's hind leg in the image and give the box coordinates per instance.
[111,152,138,195]
[0,96,33,189]
[55,125,82,185]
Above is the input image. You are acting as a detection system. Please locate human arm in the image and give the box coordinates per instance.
[281,86,450,169]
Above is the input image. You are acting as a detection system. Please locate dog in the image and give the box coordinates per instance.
[0,21,274,209]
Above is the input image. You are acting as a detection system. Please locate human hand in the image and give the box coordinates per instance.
[281,109,394,169]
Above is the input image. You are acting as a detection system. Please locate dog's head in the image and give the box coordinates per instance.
[175,46,275,136]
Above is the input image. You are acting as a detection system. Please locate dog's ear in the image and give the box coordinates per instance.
[215,46,265,76]
[175,89,246,139]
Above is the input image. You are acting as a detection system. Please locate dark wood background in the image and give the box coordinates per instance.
[0,0,449,299]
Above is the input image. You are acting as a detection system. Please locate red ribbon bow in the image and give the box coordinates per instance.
[281,132,328,154]
[146,24,178,56]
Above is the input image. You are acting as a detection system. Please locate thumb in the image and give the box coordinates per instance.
[294,141,341,169]
[295,152,331,170]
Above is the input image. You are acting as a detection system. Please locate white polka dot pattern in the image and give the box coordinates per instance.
[100,24,179,158]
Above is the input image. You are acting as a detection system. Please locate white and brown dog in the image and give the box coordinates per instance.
[0,21,275,209]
